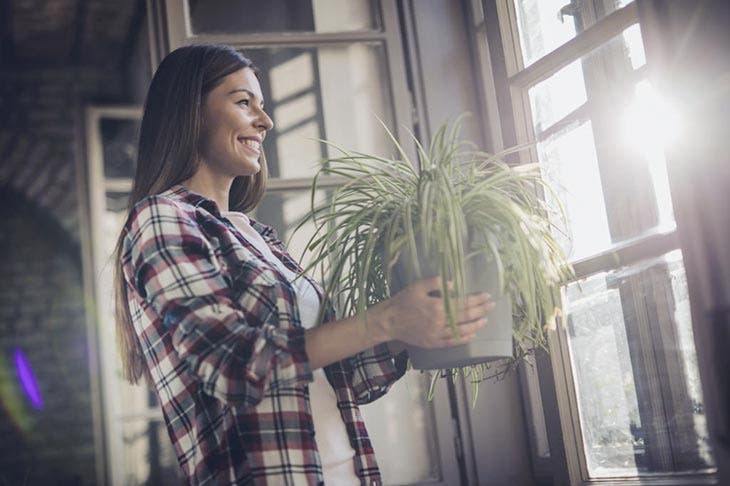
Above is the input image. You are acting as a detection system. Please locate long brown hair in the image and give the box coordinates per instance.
[113,44,268,383]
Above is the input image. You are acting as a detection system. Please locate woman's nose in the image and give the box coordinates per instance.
[256,110,274,131]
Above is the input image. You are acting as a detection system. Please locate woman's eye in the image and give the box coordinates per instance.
[237,99,250,106]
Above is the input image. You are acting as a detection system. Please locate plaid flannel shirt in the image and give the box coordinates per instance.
[120,184,407,485]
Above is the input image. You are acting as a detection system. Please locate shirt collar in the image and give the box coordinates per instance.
[165,184,279,241]
[164,184,222,216]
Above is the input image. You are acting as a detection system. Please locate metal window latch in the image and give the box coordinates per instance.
[558,0,581,23]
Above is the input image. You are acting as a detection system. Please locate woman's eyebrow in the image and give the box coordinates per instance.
[227,88,264,105]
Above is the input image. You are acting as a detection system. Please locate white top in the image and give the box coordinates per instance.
[222,211,359,486]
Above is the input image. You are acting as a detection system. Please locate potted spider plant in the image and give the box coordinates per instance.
[297,116,573,378]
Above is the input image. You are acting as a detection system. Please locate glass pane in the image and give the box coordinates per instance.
[563,250,715,477]
[529,25,675,260]
[189,0,380,34]
[249,44,394,180]
[100,118,139,179]
[530,59,586,132]
[121,418,186,485]
[360,371,442,484]
[513,0,634,67]
[621,79,676,231]
[106,191,130,213]
[538,120,611,261]
[528,24,645,132]
[251,189,328,274]
[98,204,161,415]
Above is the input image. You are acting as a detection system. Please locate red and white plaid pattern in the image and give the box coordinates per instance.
[120,185,407,485]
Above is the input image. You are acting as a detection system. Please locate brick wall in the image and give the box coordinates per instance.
[0,187,95,485]
[0,65,127,485]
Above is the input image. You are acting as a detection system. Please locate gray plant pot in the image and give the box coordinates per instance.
[389,238,514,370]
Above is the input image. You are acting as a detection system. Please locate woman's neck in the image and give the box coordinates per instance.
[182,167,233,211]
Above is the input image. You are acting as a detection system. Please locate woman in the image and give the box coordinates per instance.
[114,44,493,485]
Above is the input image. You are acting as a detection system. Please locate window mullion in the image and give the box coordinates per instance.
[266,176,345,192]
[536,64,646,142]
[508,1,639,89]
[571,230,679,281]
[162,0,388,51]
[182,31,389,49]
[545,304,589,483]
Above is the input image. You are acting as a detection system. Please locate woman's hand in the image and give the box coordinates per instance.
[305,276,495,370]
[368,276,495,349]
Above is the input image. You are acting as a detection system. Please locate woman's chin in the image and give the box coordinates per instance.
[237,160,261,176]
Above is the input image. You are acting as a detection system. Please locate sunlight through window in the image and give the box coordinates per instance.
[622,81,680,159]
[621,81,679,229]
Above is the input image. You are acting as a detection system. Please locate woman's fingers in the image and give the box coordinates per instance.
[438,316,487,340]
[391,277,500,349]
[453,301,495,324]
[429,297,495,347]
[452,293,494,320]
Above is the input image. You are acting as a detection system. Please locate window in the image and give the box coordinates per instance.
[85,106,186,484]
[473,0,717,483]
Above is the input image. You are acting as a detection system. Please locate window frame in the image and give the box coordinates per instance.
[159,0,416,188]
[84,105,158,486]
[476,0,719,484]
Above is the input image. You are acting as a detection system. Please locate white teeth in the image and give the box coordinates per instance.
[241,139,260,151]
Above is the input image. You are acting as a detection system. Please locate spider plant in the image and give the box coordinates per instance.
[295,116,573,394]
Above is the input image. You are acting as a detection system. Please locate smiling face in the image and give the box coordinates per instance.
[197,67,274,179]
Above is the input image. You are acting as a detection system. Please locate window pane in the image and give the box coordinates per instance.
[360,371,442,484]
[529,25,675,260]
[621,79,676,230]
[100,118,139,179]
[188,0,380,34]
[538,120,611,261]
[121,418,185,485]
[528,24,645,132]
[252,189,328,274]
[529,59,586,132]
[98,204,163,417]
[247,44,395,180]
[563,250,715,477]
[106,191,130,213]
[513,0,634,67]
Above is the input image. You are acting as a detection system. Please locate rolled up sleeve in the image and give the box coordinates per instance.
[348,344,408,405]
[121,196,312,407]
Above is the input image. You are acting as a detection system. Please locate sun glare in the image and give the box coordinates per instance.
[622,81,681,158]
[621,80,679,229]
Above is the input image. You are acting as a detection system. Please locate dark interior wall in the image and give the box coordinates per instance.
[0,67,125,235]
[0,4,148,483]
[0,187,94,485]
[0,65,124,485]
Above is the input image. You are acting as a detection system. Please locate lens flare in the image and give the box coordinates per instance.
[0,352,32,432]
[14,348,43,410]
[622,80,681,157]
[621,80,680,229]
